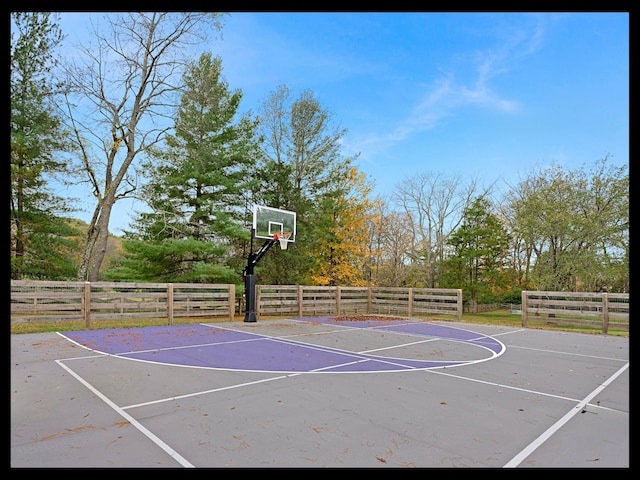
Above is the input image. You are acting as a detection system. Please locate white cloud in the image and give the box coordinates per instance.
[346,17,553,164]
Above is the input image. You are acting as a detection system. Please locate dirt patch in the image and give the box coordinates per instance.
[330,314,406,322]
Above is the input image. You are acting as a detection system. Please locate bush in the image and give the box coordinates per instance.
[498,289,522,305]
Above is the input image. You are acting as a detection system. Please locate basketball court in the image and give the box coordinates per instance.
[10,316,629,468]
[10,205,630,468]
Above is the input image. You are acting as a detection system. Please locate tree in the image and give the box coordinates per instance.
[307,166,377,286]
[60,12,227,281]
[506,157,628,291]
[361,197,386,286]
[392,172,489,287]
[442,196,511,310]
[103,52,260,283]
[10,12,81,280]
[252,85,363,285]
[366,203,414,287]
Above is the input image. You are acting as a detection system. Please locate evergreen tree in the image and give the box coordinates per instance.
[60,13,226,282]
[441,196,511,309]
[253,85,368,285]
[104,53,260,283]
[10,12,81,280]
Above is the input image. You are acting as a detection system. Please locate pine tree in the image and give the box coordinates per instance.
[104,53,260,283]
[10,12,81,280]
[442,196,511,309]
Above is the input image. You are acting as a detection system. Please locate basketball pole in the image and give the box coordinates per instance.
[243,228,277,322]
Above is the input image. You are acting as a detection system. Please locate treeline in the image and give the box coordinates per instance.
[10,13,629,307]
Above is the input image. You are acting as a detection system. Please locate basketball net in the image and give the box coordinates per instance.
[274,231,291,250]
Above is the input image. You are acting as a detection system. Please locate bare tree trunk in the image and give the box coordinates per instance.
[77,204,102,281]
[87,201,114,281]
[62,13,225,281]
[469,298,478,314]
[12,178,25,280]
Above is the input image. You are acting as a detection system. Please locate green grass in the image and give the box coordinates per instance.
[10,309,628,337]
[433,310,628,337]
[9,316,206,335]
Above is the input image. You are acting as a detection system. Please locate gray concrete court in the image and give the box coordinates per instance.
[10,317,629,468]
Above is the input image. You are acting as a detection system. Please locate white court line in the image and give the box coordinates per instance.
[50,326,625,468]
[55,359,196,468]
[507,343,628,363]
[361,336,440,353]
[122,373,297,410]
[502,361,629,468]
[212,320,504,366]
[58,330,462,375]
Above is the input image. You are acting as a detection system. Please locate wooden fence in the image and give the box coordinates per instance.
[10,281,236,328]
[256,285,463,321]
[521,291,629,334]
[10,281,463,327]
[11,281,629,334]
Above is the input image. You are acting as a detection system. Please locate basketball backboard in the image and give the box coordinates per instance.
[252,205,296,242]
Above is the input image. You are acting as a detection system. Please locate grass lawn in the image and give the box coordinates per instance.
[10,309,628,337]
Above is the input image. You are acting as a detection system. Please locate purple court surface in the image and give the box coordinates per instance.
[57,317,505,372]
[11,316,629,468]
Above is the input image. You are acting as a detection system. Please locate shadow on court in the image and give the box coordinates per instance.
[10,317,629,468]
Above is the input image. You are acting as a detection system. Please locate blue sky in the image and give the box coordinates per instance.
[54,11,629,234]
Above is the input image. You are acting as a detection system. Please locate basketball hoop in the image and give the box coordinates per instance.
[274,231,291,250]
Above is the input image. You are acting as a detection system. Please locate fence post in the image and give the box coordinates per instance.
[255,285,261,320]
[228,284,235,321]
[521,291,528,327]
[408,288,414,317]
[83,282,91,329]
[456,289,463,322]
[298,286,303,317]
[336,286,342,315]
[602,293,609,335]
[167,283,174,325]
[367,287,372,314]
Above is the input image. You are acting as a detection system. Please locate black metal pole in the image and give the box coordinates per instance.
[243,229,276,322]
[244,231,256,323]
[244,273,257,322]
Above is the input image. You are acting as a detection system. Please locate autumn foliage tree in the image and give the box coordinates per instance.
[308,167,377,286]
